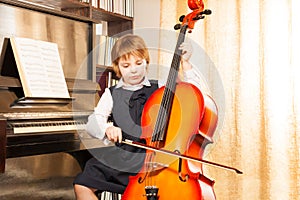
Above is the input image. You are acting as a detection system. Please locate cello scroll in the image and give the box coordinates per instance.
[174,0,212,31]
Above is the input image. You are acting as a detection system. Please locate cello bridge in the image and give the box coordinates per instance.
[145,162,169,171]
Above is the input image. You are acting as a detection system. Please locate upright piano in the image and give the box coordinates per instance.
[0,75,101,173]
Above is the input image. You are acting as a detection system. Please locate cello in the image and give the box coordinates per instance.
[121,1,241,199]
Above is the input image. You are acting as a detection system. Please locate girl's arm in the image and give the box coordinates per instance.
[86,88,123,144]
[180,42,211,95]
[85,88,113,142]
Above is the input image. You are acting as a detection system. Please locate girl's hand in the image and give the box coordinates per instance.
[105,126,122,143]
[179,42,193,70]
[179,42,193,62]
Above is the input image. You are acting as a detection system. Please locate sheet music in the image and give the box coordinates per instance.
[11,37,70,98]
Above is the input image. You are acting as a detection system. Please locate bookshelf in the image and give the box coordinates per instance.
[94,35,119,96]
[96,67,119,96]
[0,0,133,95]
[0,0,134,36]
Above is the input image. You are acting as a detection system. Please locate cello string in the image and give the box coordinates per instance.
[146,24,188,188]
[152,47,181,142]
[152,25,185,142]
[151,24,186,153]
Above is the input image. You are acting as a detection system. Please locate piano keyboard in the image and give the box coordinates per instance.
[98,191,122,200]
[0,111,92,134]
[9,120,87,134]
[1,111,91,120]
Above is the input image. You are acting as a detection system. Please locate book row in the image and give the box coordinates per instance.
[80,0,134,17]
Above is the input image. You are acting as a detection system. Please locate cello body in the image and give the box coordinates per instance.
[122,82,205,200]
[120,0,244,197]
[121,1,219,199]
[187,95,218,200]
[187,95,218,174]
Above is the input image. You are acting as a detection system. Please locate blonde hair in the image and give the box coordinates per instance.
[111,34,150,78]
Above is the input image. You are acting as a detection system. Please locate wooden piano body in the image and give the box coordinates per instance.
[0,75,101,173]
[0,1,106,174]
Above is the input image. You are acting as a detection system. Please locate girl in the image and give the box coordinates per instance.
[73,34,206,200]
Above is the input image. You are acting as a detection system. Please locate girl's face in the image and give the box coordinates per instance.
[118,54,147,86]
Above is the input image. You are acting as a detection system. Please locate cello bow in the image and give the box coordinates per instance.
[122,139,243,174]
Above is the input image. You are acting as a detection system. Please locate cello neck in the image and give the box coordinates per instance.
[151,24,188,142]
[165,23,188,91]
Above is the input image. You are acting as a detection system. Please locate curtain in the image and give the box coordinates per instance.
[159,0,300,199]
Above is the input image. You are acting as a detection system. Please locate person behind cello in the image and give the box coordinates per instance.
[73,34,208,200]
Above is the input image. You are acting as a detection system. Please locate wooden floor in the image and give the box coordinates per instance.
[0,153,82,200]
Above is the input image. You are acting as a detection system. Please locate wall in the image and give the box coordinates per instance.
[133,0,161,79]
[0,3,91,80]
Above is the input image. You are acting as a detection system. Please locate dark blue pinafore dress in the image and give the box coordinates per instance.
[74,81,158,194]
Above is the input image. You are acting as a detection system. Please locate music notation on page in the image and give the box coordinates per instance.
[10,37,70,99]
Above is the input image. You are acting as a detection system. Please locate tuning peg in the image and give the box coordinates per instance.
[174,24,181,30]
[179,15,185,22]
[200,9,212,15]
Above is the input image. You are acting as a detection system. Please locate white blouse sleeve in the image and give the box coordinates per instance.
[183,68,211,96]
[85,88,113,143]
[158,67,211,95]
